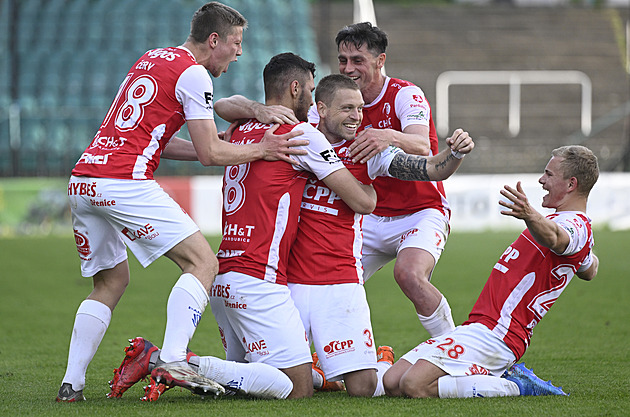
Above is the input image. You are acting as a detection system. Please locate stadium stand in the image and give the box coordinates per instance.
[2,1,627,177]
[2,0,320,177]
[313,3,630,173]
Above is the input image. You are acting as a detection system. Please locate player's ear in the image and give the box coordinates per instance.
[207,32,219,48]
[377,53,386,69]
[290,80,300,98]
[568,177,578,192]
[316,101,327,117]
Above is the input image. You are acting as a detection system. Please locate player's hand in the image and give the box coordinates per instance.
[499,181,535,220]
[446,128,474,155]
[260,124,308,164]
[219,121,241,142]
[255,104,299,125]
[349,129,392,164]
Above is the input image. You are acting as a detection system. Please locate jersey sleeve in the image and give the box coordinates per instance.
[552,212,591,256]
[175,65,214,120]
[292,123,344,180]
[307,105,320,124]
[366,146,403,179]
[395,85,431,131]
[577,249,594,273]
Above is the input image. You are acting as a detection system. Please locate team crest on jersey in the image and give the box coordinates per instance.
[383,102,391,116]
[74,229,91,259]
[218,326,228,350]
[412,94,424,103]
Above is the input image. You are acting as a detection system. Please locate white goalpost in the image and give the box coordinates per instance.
[353,0,386,75]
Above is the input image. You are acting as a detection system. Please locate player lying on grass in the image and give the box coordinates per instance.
[382,145,599,398]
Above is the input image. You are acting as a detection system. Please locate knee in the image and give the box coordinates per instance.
[286,383,313,399]
[205,255,219,278]
[399,374,433,399]
[346,380,377,397]
[283,364,314,399]
[193,253,219,290]
[383,370,402,397]
[393,264,430,288]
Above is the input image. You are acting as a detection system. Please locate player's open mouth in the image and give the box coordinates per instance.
[343,122,358,130]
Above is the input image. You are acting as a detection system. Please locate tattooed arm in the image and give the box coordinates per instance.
[387,128,474,181]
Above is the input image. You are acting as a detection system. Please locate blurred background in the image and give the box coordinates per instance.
[1,0,629,235]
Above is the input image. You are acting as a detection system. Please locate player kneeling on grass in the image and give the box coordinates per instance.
[108,337,293,400]
[383,145,599,398]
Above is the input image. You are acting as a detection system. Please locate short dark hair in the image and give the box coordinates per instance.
[335,22,388,55]
[263,53,316,100]
[315,74,359,106]
[552,145,599,197]
[188,2,247,43]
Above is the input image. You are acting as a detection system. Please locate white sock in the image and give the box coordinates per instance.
[61,299,111,391]
[372,360,392,397]
[417,296,456,338]
[438,375,520,398]
[159,273,208,363]
[197,356,293,399]
[312,368,324,389]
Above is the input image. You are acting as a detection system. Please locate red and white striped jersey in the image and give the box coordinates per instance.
[287,140,399,285]
[217,120,344,285]
[464,211,594,359]
[72,46,214,180]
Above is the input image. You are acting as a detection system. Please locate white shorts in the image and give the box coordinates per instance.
[209,271,312,369]
[68,176,199,277]
[288,283,377,381]
[361,209,450,280]
[400,323,516,377]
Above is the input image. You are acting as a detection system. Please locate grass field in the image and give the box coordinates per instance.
[1,230,628,416]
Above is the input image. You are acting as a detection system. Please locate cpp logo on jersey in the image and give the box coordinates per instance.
[323,339,355,358]
[412,94,424,103]
[400,228,419,244]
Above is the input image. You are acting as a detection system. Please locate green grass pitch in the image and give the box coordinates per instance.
[0,230,628,416]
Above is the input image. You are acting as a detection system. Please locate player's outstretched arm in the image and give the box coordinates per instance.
[184,119,307,166]
[215,95,299,124]
[162,136,203,161]
[321,169,377,214]
[387,128,474,181]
